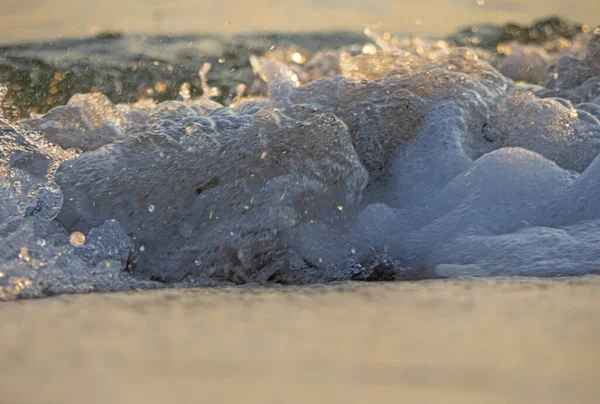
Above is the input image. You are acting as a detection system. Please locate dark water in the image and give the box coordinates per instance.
[0,17,587,119]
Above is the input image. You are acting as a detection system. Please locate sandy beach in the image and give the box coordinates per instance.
[1,276,599,403]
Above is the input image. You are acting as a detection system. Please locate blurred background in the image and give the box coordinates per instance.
[1,0,598,44]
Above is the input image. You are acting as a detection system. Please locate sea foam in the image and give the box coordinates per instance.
[1,25,599,299]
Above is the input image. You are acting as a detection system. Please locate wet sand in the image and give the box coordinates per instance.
[1,276,599,403]
[1,0,598,45]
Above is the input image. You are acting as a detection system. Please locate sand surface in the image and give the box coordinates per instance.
[1,276,599,403]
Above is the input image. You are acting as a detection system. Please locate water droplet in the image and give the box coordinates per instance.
[148,205,155,212]
[18,246,31,262]
[292,52,306,64]
[69,232,86,247]
[140,245,146,252]
[362,44,377,55]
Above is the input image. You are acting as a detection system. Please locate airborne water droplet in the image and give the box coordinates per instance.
[69,232,86,247]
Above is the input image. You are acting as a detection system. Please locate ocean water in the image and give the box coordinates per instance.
[1,14,600,299]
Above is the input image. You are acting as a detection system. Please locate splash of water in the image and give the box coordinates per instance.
[1,23,599,299]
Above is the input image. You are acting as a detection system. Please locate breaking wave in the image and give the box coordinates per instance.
[1,20,600,299]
